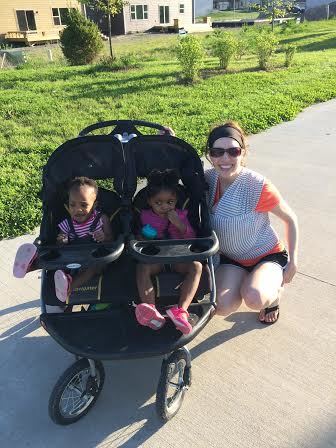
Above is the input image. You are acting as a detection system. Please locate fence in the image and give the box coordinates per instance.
[0,44,65,69]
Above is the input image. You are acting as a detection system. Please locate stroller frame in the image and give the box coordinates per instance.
[35,120,218,425]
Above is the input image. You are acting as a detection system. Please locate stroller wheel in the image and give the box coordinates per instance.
[156,350,190,421]
[48,359,105,425]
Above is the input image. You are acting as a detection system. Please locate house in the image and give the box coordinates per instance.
[0,0,83,45]
[85,0,195,35]
[305,0,336,19]
[195,0,213,16]
[306,0,327,7]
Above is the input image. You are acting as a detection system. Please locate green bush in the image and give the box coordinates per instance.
[175,35,204,84]
[284,44,297,67]
[206,30,238,69]
[253,29,279,70]
[96,53,141,71]
[60,9,103,65]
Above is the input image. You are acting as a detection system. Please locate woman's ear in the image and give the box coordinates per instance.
[205,153,212,165]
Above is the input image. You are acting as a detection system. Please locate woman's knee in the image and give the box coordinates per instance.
[241,286,264,310]
[215,292,242,316]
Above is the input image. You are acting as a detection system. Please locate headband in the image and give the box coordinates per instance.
[207,126,244,149]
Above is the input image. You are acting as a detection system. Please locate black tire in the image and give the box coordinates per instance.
[48,359,105,425]
[156,350,190,421]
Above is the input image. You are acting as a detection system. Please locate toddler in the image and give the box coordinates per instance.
[13,176,112,304]
[135,169,202,335]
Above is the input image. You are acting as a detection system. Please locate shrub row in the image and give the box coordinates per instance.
[176,28,297,83]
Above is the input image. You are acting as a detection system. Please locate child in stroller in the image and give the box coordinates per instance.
[13,176,113,304]
[54,176,113,302]
[136,169,202,334]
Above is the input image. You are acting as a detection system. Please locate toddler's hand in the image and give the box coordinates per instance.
[167,210,186,233]
[57,233,68,244]
[93,229,105,243]
[167,210,180,224]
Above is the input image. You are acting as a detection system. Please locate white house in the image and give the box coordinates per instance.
[195,0,213,16]
[306,0,329,7]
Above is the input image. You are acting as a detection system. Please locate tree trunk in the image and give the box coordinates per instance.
[108,13,114,59]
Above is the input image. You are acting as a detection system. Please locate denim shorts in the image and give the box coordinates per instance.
[219,250,288,273]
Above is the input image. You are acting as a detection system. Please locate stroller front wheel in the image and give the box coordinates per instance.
[156,350,191,422]
[48,359,105,425]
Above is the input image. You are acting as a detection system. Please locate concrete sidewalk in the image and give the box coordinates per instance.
[1,100,336,448]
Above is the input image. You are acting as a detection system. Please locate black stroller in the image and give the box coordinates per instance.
[35,120,218,425]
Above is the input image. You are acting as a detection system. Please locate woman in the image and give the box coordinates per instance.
[204,121,298,324]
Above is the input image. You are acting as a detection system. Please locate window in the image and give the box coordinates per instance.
[179,4,185,13]
[16,10,37,31]
[52,8,73,26]
[130,5,148,20]
[159,5,169,24]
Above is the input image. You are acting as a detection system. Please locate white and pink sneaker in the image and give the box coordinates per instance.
[54,270,72,303]
[135,303,166,330]
[13,243,37,278]
[166,306,192,335]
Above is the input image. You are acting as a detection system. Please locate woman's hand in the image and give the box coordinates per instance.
[56,233,68,244]
[158,126,175,136]
[283,260,297,283]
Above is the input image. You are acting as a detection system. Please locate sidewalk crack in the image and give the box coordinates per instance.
[297,271,336,288]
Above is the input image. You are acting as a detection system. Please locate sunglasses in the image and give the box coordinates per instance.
[208,147,242,158]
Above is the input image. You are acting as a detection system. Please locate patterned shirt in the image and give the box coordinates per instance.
[58,209,103,241]
[205,167,284,266]
[140,209,196,239]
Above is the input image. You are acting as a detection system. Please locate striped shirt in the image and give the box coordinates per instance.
[205,167,284,266]
[58,210,103,241]
[140,209,196,239]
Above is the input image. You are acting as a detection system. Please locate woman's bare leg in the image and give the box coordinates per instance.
[136,263,163,304]
[240,262,284,323]
[173,261,203,310]
[215,265,247,316]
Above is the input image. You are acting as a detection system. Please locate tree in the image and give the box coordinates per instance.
[253,0,295,31]
[79,0,124,59]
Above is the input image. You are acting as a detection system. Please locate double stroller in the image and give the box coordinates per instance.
[34,120,218,425]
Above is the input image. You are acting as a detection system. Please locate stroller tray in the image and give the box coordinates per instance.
[40,302,215,360]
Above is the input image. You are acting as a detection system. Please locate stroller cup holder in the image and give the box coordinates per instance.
[129,231,218,263]
[35,237,125,270]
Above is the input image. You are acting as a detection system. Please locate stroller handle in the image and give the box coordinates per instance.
[78,120,170,137]
[128,231,219,264]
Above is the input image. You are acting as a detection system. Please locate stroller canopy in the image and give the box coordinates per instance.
[40,135,126,202]
[127,135,207,200]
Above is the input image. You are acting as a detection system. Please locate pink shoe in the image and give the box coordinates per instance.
[166,306,192,335]
[54,270,72,303]
[13,243,37,278]
[135,303,166,330]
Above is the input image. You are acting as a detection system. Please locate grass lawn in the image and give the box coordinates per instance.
[1,19,336,237]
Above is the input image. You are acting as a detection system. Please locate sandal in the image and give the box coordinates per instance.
[259,305,280,325]
[54,270,72,303]
[13,243,37,278]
